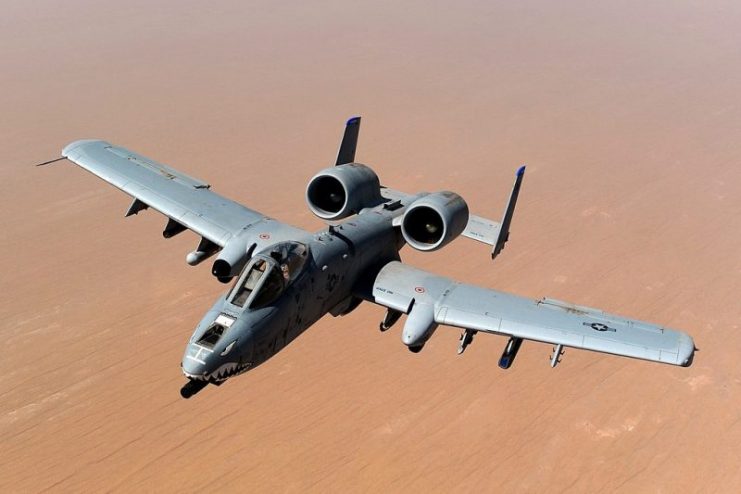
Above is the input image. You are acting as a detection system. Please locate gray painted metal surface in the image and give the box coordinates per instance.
[372,261,694,366]
[54,117,695,398]
[62,140,305,248]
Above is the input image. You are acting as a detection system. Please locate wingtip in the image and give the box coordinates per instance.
[516,165,526,177]
[346,116,361,126]
[61,139,103,158]
[678,332,696,367]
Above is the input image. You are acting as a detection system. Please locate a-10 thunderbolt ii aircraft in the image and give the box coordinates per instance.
[45,117,695,398]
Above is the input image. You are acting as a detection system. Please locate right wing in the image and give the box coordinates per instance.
[369,261,695,367]
[61,139,305,248]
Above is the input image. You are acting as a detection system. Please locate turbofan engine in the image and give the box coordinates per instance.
[306,163,383,220]
[401,191,469,251]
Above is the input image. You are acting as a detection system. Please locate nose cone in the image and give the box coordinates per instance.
[182,344,210,380]
[184,308,263,383]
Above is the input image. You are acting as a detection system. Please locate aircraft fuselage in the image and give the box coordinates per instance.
[180,203,404,394]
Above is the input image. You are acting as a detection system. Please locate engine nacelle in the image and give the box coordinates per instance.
[306,163,383,220]
[401,191,469,251]
[211,236,255,280]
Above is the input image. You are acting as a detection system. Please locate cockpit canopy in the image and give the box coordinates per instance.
[226,241,309,310]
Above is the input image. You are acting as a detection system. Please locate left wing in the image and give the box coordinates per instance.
[60,140,307,278]
[368,261,695,367]
[62,139,279,247]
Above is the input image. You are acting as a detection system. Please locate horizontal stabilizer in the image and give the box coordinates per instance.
[462,215,501,245]
[381,190,507,251]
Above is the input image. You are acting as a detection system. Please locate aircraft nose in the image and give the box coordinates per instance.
[181,345,210,380]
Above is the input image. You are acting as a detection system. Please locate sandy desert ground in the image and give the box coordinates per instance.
[2,0,741,492]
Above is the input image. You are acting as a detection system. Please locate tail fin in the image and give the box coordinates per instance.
[335,116,361,166]
[491,165,525,260]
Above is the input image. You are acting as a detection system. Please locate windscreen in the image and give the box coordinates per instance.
[227,244,307,310]
[250,267,285,309]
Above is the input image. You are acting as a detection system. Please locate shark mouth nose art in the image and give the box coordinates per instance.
[182,361,252,383]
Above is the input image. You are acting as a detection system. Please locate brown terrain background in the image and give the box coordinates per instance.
[2,0,740,492]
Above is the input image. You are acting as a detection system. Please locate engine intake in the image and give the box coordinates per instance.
[306,163,382,220]
[401,191,469,251]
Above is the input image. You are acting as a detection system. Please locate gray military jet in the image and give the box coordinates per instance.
[46,117,695,398]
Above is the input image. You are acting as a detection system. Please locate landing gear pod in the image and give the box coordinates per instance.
[401,304,438,349]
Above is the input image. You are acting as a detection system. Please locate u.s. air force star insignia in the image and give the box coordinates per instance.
[583,322,617,332]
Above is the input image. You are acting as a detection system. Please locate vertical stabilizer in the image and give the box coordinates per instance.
[492,165,525,260]
[335,116,361,166]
